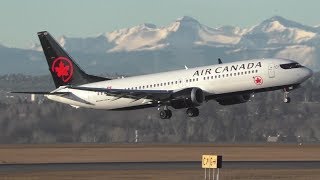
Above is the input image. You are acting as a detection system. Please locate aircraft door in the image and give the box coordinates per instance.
[268,64,275,78]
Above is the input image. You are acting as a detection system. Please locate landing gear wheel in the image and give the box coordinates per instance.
[283,88,291,103]
[166,110,172,118]
[284,97,291,103]
[160,109,172,119]
[186,107,199,117]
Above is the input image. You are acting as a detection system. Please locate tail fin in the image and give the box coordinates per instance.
[37,31,109,88]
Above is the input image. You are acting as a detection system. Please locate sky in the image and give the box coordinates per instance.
[0,0,319,48]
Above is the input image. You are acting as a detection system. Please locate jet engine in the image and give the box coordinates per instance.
[170,88,204,109]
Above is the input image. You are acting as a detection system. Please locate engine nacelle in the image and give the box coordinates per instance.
[170,88,204,109]
[216,94,251,105]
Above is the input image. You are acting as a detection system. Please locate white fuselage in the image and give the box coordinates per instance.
[46,58,312,110]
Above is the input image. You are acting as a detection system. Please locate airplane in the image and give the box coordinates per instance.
[13,31,313,119]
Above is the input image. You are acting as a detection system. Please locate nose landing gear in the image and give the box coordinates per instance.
[283,87,292,103]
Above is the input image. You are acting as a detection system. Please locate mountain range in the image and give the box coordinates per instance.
[1,16,320,75]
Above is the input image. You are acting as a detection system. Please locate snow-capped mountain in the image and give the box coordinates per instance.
[163,16,244,48]
[240,16,319,47]
[31,16,320,53]
[105,16,245,51]
[31,16,245,53]
[4,16,320,75]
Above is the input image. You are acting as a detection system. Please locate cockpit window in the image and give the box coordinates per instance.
[280,63,302,69]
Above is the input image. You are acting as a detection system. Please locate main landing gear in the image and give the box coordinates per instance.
[160,109,172,119]
[283,87,292,103]
[159,106,200,119]
[186,107,199,117]
[159,105,172,119]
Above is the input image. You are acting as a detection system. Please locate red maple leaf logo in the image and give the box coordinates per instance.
[51,57,73,83]
[253,76,263,85]
[55,61,70,77]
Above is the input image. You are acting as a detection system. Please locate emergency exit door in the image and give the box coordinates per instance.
[268,64,275,78]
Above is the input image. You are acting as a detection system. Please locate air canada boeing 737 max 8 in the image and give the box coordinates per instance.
[13,31,313,119]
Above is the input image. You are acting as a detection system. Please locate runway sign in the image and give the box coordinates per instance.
[202,155,222,169]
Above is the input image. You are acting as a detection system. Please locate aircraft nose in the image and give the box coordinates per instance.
[305,67,313,79]
[301,67,313,81]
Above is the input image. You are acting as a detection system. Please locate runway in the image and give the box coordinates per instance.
[1,161,319,172]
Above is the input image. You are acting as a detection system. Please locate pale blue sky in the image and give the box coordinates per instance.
[0,0,319,48]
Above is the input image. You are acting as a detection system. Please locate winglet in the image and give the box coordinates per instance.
[218,58,223,64]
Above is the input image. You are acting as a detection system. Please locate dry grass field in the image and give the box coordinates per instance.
[0,144,319,164]
[0,144,319,180]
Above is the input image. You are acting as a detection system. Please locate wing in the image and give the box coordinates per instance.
[67,85,174,102]
[11,91,69,95]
